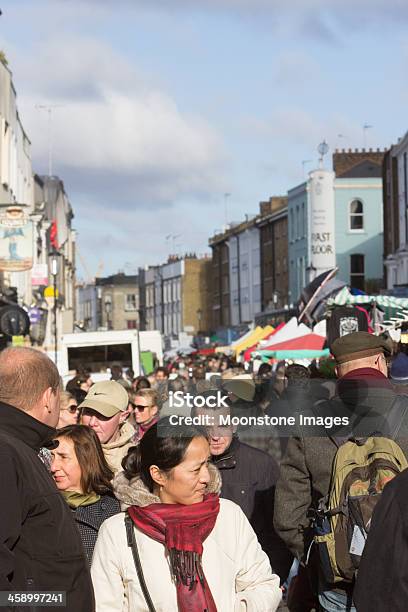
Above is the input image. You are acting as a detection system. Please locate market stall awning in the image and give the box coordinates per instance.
[234,325,274,357]
[243,322,285,361]
[256,348,330,362]
[329,287,408,309]
[261,333,326,353]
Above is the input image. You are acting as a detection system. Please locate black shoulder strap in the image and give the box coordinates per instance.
[387,394,408,439]
[316,395,408,448]
[125,513,156,612]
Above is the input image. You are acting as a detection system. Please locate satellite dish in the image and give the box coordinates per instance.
[318,141,329,157]
[317,140,329,168]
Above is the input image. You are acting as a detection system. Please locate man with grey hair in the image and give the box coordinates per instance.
[0,347,94,611]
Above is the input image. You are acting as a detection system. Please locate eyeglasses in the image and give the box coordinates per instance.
[62,404,79,414]
[130,403,152,412]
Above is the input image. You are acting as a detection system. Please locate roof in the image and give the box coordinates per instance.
[95,273,138,286]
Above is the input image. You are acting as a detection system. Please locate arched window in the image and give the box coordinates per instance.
[349,199,364,231]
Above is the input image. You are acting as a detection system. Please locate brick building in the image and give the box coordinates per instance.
[382,132,408,292]
[138,255,212,338]
[210,239,230,329]
[77,273,139,331]
[257,197,288,311]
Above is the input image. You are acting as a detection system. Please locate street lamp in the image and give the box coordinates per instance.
[306,263,317,283]
[50,251,60,366]
[196,308,202,333]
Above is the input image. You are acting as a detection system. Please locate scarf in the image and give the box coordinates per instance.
[337,367,393,397]
[136,415,159,442]
[62,490,100,509]
[128,493,220,612]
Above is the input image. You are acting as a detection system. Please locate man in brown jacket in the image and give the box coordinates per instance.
[274,332,408,611]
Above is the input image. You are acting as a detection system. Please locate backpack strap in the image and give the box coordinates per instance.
[125,513,156,612]
[387,394,408,439]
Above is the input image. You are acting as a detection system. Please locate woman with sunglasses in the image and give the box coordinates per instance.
[51,424,120,565]
[129,388,160,443]
[91,419,282,611]
[58,391,80,428]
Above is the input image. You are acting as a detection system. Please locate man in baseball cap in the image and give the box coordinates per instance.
[80,381,135,474]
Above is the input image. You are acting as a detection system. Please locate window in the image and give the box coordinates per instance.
[125,293,137,311]
[290,209,294,241]
[349,199,364,231]
[350,254,365,291]
[127,320,137,329]
[296,206,300,239]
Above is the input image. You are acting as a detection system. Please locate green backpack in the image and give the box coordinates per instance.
[312,397,408,585]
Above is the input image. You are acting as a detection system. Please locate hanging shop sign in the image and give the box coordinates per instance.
[0,206,33,271]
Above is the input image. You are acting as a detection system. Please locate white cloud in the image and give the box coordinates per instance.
[10,34,227,210]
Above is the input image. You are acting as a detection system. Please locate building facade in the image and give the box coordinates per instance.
[383,132,408,292]
[0,59,77,351]
[77,273,139,331]
[147,255,211,338]
[288,150,385,302]
[257,197,288,311]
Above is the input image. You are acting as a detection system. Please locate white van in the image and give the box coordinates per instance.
[59,329,163,384]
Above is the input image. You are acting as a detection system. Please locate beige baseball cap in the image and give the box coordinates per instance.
[78,380,129,418]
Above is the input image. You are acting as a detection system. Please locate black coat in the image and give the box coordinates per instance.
[212,437,293,583]
[353,468,408,612]
[0,402,94,612]
[71,494,120,565]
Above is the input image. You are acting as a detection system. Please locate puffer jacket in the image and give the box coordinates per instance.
[102,421,135,474]
[92,464,282,611]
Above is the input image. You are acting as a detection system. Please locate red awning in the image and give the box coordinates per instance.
[262,333,326,352]
[243,322,285,361]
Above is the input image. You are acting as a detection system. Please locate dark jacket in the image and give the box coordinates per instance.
[0,402,95,612]
[274,376,408,595]
[353,468,408,612]
[71,494,120,565]
[212,437,293,582]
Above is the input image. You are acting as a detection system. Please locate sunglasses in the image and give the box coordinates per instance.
[130,403,152,412]
[62,405,78,414]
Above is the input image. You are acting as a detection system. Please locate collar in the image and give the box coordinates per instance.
[139,415,158,433]
[0,401,56,451]
[113,462,222,507]
[102,420,135,450]
[212,436,240,470]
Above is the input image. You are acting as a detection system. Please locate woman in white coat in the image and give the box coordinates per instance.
[91,419,282,612]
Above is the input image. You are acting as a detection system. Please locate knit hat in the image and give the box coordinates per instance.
[390,352,408,384]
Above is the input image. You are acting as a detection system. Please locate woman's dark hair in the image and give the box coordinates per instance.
[71,387,87,405]
[66,372,90,393]
[132,376,151,391]
[55,425,114,495]
[122,417,207,493]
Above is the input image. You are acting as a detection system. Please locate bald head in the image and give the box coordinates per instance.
[336,352,387,378]
[0,348,60,421]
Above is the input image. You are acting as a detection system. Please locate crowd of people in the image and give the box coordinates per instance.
[2,333,408,611]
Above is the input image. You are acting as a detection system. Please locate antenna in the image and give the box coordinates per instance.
[224,192,231,226]
[35,104,65,176]
[302,160,313,178]
[363,124,373,149]
[317,141,329,168]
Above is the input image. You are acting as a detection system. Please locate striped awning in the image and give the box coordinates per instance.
[328,287,408,310]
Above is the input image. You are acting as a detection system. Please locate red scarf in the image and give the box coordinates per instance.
[338,368,393,389]
[128,493,220,612]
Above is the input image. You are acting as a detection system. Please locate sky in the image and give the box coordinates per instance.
[1,0,408,278]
